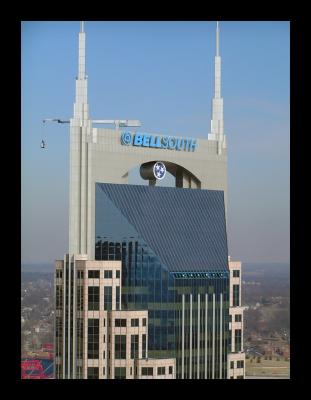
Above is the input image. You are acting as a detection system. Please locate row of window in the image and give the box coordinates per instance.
[230,360,244,369]
[173,271,229,279]
[88,270,120,279]
[55,269,121,280]
[88,330,147,360]
[88,286,120,311]
[114,334,147,359]
[229,314,242,322]
[87,365,173,379]
[115,318,147,327]
[230,375,244,379]
[140,366,174,376]
[232,270,240,278]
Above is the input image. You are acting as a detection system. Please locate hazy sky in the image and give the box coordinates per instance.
[21,21,290,264]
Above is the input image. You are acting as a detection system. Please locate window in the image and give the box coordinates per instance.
[77,286,83,311]
[169,366,173,375]
[88,319,99,359]
[235,314,242,322]
[141,367,153,376]
[87,367,98,379]
[142,318,147,327]
[116,286,120,310]
[116,270,120,278]
[103,350,105,358]
[76,366,83,379]
[235,329,242,352]
[237,360,244,368]
[131,318,139,327]
[115,367,126,379]
[55,317,62,339]
[77,270,84,279]
[115,335,126,359]
[115,318,126,327]
[230,361,234,369]
[237,375,244,379]
[142,334,146,358]
[103,367,105,376]
[104,286,112,310]
[104,270,112,279]
[77,318,83,358]
[56,286,63,309]
[233,270,240,278]
[233,285,240,307]
[88,286,100,310]
[131,334,139,359]
[88,270,100,279]
[56,269,63,278]
[230,376,234,379]
[157,367,165,375]
[130,367,132,375]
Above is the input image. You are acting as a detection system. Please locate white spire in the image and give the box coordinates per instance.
[208,21,225,152]
[73,21,89,121]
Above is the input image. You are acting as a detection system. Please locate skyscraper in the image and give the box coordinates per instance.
[54,21,245,379]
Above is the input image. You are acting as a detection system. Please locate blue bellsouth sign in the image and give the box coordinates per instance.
[121,132,197,152]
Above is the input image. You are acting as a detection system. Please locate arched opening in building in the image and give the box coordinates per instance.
[126,161,201,189]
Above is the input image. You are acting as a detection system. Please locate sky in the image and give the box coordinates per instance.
[21,21,290,264]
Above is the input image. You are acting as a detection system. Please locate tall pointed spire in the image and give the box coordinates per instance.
[69,21,91,258]
[73,21,89,121]
[208,21,225,152]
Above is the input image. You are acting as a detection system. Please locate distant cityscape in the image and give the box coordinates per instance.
[21,270,54,378]
[21,262,289,379]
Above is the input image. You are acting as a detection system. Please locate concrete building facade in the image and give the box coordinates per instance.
[55,256,175,379]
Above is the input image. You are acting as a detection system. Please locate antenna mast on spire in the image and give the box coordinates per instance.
[216,21,219,56]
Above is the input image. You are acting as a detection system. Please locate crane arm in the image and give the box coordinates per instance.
[43,118,70,123]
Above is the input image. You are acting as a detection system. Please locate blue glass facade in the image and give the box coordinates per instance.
[95,183,230,379]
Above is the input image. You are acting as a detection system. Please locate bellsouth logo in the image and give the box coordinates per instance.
[120,132,197,152]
